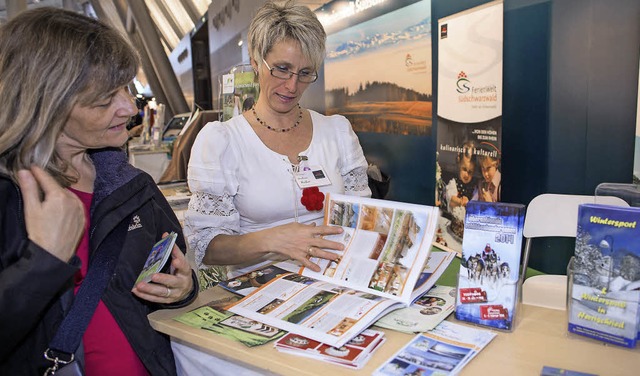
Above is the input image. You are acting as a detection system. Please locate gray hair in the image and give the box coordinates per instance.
[0,7,139,185]
[248,0,326,73]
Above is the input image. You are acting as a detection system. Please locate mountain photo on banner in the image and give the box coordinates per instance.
[324,0,432,136]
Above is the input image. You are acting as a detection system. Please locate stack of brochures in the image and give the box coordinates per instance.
[274,328,386,369]
[373,321,496,375]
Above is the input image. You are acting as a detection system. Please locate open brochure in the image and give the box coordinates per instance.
[224,193,443,347]
[374,321,496,375]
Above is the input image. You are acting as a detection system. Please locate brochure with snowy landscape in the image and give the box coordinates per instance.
[373,320,496,375]
[568,204,640,348]
[454,201,525,331]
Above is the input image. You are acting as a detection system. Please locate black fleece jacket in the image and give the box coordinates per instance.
[0,148,197,375]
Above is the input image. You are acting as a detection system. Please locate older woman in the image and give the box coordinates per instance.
[0,8,196,375]
[185,0,371,288]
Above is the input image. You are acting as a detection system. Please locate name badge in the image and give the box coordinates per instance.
[294,165,331,188]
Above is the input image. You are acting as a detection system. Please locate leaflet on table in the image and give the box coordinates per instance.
[224,272,402,348]
[455,201,525,331]
[172,287,286,347]
[540,366,598,376]
[375,285,457,334]
[373,321,496,376]
[296,193,440,306]
[274,328,386,369]
[568,203,640,348]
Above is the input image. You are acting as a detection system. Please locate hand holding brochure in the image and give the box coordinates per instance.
[224,193,442,347]
[135,232,178,284]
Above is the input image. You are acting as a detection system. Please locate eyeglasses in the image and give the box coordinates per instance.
[262,59,318,83]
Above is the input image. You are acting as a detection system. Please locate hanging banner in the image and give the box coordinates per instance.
[323,0,433,136]
[434,0,504,254]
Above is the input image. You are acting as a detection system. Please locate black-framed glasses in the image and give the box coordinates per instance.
[262,59,318,83]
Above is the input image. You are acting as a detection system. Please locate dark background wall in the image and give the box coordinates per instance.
[432,0,638,273]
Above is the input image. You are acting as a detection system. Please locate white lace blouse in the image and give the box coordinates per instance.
[184,110,371,277]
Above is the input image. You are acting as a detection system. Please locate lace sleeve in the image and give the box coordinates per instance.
[183,121,239,275]
[186,191,239,269]
[343,165,370,195]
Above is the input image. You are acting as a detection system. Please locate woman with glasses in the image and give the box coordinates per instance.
[185,0,371,288]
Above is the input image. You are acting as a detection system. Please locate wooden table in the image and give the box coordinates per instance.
[149,286,639,376]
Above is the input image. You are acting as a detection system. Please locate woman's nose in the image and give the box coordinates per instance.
[116,89,138,117]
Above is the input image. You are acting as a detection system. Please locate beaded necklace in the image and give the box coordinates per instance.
[252,104,302,133]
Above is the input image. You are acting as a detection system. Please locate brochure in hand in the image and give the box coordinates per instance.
[454,201,525,331]
[224,193,441,347]
[274,328,386,369]
[135,232,178,284]
[568,203,640,348]
[373,320,496,375]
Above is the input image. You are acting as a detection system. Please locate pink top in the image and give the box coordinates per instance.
[70,188,149,376]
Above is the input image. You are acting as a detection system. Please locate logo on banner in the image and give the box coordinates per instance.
[455,71,498,104]
[440,24,448,39]
[456,71,470,93]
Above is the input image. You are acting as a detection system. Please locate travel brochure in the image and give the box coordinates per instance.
[375,285,457,334]
[223,193,442,347]
[373,320,496,375]
[135,232,177,284]
[172,287,286,347]
[568,203,640,348]
[274,328,386,369]
[455,201,526,331]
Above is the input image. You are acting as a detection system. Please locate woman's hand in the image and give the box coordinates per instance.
[132,234,194,304]
[263,222,345,272]
[17,166,85,262]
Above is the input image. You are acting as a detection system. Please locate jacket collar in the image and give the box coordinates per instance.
[89,148,142,208]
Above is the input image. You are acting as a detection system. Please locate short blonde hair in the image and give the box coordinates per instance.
[0,7,139,185]
[248,0,326,73]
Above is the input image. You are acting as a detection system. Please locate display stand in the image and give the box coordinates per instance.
[220,64,259,122]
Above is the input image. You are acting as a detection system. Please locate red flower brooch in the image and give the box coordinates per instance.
[301,187,325,211]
